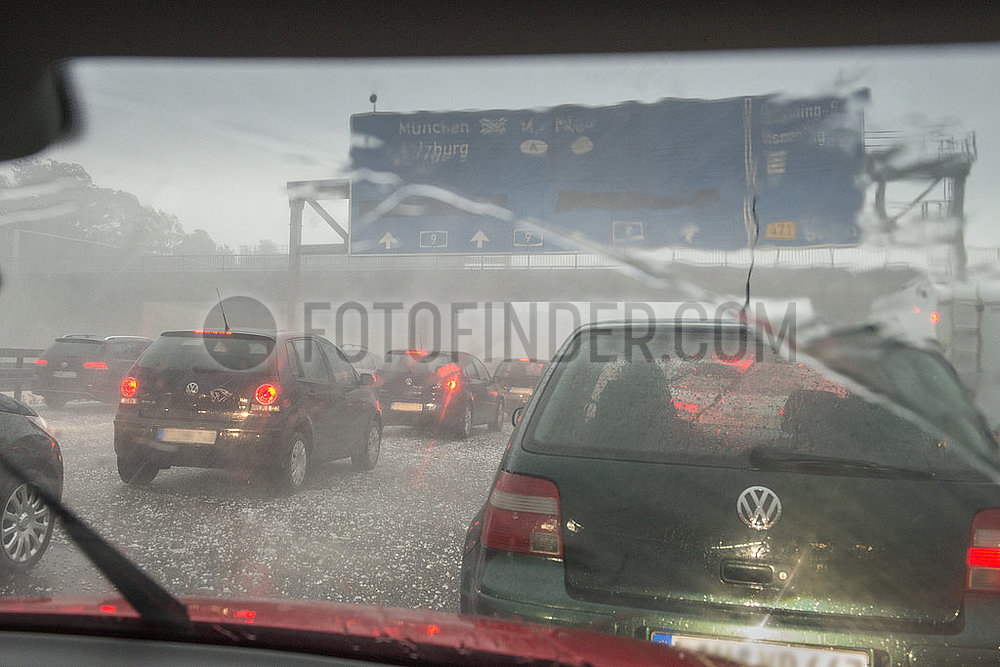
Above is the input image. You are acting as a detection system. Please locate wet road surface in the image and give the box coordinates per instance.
[0,400,508,613]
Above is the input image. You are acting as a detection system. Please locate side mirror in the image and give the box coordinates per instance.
[511,406,524,427]
[359,373,375,386]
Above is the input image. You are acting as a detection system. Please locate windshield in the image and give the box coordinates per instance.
[495,360,546,381]
[139,334,274,372]
[383,350,460,376]
[2,43,1000,665]
[526,324,998,478]
[43,340,105,360]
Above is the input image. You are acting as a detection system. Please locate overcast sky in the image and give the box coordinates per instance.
[39,45,1000,249]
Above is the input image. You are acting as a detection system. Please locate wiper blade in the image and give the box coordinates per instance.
[749,450,934,480]
[0,451,193,634]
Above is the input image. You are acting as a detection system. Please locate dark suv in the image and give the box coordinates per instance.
[379,350,504,438]
[492,358,546,417]
[113,330,382,492]
[33,335,152,407]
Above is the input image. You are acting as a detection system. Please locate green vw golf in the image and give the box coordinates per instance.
[461,320,1000,666]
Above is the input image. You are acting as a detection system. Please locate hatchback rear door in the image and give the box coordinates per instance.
[135,332,274,424]
[518,324,1000,627]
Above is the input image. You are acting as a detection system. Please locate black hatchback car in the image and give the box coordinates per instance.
[33,335,152,407]
[0,394,63,573]
[114,330,382,492]
[379,350,504,438]
[461,320,1000,665]
[492,358,546,418]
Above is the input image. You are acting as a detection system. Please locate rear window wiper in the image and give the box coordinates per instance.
[748,450,934,480]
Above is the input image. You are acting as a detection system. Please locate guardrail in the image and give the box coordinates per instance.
[0,348,44,402]
[4,246,999,276]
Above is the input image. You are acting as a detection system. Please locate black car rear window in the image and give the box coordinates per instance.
[139,335,274,372]
[384,351,459,377]
[495,360,546,380]
[45,340,106,361]
[524,325,997,479]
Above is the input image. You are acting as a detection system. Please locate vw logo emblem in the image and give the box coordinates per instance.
[737,486,782,531]
[404,377,413,386]
[185,382,199,395]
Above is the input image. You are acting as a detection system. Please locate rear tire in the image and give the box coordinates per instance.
[352,421,381,471]
[117,453,159,485]
[488,401,503,432]
[0,479,54,573]
[454,401,473,440]
[270,432,309,493]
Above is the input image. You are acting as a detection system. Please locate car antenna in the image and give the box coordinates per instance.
[216,288,231,333]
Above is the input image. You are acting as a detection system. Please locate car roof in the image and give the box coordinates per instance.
[157,330,342,345]
[2,4,996,162]
[56,334,152,342]
[573,319,749,334]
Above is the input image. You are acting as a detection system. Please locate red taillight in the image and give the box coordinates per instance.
[34,359,47,366]
[255,383,278,405]
[967,509,1000,593]
[406,349,427,357]
[482,472,562,557]
[83,361,108,369]
[444,376,459,392]
[931,311,940,324]
[120,376,138,398]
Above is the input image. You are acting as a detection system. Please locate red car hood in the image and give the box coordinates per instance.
[0,596,732,666]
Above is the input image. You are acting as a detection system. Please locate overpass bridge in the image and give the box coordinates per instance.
[1,245,975,350]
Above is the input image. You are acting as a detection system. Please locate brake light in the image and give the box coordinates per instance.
[34,359,47,366]
[255,383,279,405]
[931,311,940,324]
[482,472,562,557]
[444,376,459,392]
[967,509,1000,593]
[518,358,530,362]
[83,361,108,369]
[194,330,232,335]
[120,376,138,398]
[406,349,428,357]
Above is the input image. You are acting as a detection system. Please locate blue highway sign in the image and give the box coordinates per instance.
[349,92,866,254]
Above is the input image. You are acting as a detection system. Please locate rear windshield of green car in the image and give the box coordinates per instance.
[523,325,996,478]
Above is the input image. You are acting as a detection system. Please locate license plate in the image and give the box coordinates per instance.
[511,388,533,396]
[52,371,77,379]
[157,428,217,445]
[651,633,869,667]
[391,402,424,412]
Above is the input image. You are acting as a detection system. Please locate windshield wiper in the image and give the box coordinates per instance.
[748,450,934,480]
[0,452,193,634]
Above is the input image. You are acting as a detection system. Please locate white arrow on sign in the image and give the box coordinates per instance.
[379,232,400,250]
[470,230,490,249]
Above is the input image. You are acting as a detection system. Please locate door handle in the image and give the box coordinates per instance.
[720,560,773,586]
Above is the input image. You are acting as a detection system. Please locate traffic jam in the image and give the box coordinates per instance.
[0,331,546,614]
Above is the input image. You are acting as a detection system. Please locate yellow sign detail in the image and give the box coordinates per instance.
[764,221,797,240]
